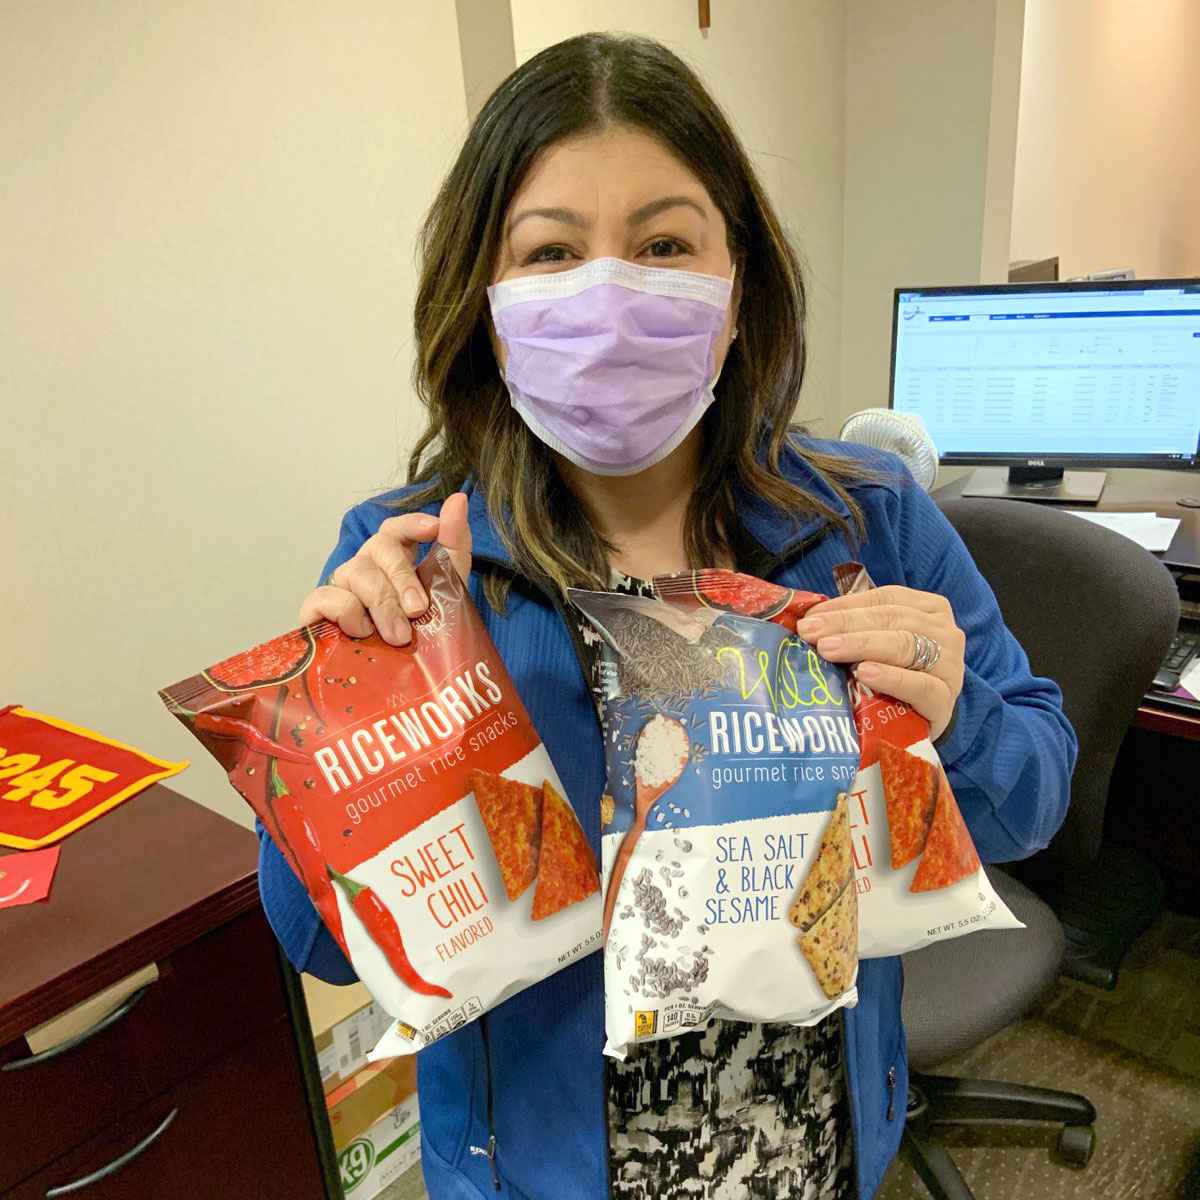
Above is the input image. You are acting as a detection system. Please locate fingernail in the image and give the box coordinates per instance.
[402,587,426,616]
[392,616,412,645]
[859,663,880,679]
[796,617,824,638]
[819,636,842,653]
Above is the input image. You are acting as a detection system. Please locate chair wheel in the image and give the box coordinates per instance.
[1056,1124,1095,1167]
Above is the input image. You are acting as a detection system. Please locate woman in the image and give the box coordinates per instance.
[259,33,1075,1199]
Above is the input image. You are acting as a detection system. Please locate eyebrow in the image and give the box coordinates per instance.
[507,195,709,234]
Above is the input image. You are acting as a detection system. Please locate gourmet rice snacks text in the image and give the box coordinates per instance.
[571,571,862,1058]
[161,546,601,1052]
[831,562,1021,956]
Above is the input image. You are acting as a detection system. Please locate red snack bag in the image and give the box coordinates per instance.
[160,546,600,1050]
[831,562,1017,956]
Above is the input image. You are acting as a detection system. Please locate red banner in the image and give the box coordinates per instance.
[0,706,188,849]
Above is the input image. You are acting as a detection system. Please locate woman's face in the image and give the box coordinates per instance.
[491,124,740,379]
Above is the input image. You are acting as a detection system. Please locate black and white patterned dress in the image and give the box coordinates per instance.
[573,573,855,1200]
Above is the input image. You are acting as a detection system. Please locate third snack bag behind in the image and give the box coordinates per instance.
[572,571,862,1058]
[161,546,600,1053]
[832,561,1021,956]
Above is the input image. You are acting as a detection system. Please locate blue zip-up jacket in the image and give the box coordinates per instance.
[259,438,1076,1199]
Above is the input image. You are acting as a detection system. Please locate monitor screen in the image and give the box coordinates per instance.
[889,279,1200,468]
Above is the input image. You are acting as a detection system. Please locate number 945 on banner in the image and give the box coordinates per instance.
[0,706,186,849]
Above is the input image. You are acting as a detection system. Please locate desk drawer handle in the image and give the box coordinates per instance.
[2,986,151,1073]
[45,1107,178,1196]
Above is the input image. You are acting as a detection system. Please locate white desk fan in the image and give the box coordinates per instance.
[838,408,939,492]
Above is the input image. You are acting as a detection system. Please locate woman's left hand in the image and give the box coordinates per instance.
[796,586,966,742]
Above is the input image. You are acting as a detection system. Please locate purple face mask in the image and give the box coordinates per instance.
[487,257,734,476]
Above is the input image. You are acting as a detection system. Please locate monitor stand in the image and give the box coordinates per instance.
[960,466,1107,505]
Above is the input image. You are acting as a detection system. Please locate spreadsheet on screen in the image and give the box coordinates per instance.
[891,285,1200,462]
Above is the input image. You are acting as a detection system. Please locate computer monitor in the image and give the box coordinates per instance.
[889,278,1200,503]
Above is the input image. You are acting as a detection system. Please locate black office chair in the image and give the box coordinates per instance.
[941,496,1180,988]
[898,497,1181,1200]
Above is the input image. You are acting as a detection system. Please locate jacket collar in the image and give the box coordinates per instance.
[734,475,836,559]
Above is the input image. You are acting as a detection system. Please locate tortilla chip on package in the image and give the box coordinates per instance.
[532,782,601,920]
[470,769,543,901]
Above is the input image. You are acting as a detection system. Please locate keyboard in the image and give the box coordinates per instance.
[1151,628,1200,692]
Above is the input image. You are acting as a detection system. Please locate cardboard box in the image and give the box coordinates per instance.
[305,978,425,1198]
[327,1057,417,1151]
[311,994,395,1096]
[334,1086,421,1199]
[303,976,373,1037]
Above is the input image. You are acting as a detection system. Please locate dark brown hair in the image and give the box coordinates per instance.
[405,32,870,604]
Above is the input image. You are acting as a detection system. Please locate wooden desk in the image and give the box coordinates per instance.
[935,467,1200,741]
[0,786,337,1199]
[1132,699,1200,742]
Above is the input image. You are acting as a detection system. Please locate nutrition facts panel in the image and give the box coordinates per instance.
[892,289,1200,458]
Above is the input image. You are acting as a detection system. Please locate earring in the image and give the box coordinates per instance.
[731,327,739,341]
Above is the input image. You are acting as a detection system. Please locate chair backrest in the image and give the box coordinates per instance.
[936,496,1180,864]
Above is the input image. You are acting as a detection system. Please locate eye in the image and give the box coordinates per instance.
[643,237,692,260]
[525,245,574,265]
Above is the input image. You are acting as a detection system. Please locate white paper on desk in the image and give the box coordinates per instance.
[1063,510,1181,552]
[1179,656,1200,701]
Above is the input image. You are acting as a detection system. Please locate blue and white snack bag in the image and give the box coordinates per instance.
[571,570,862,1058]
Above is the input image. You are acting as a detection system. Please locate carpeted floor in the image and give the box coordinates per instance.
[377,1160,428,1199]
[375,917,1200,1199]
[877,912,1200,1200]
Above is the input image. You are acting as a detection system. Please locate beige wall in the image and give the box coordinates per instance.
[1011,0,1200,280]
[13,3,1149,828]
[1,2,467,825]
[509,0,849,434]
[839,0,1025,424]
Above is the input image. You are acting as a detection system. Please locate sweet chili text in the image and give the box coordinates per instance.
[391,820,490,931]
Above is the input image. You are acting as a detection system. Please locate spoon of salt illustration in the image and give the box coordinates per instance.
[602,714,690,943]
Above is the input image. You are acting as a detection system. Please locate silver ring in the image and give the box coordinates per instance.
[908,632,942,673]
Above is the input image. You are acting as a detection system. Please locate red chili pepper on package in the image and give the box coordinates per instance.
[270,763,347,954]
[189,712,311,764]
[306,628,339,730]
[329,865,451,998]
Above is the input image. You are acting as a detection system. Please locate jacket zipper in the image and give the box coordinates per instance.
[537,579,618,1188]
[476,1015,502,1190]
[838,1009,863,1200]
[804,512,879,1200]
[469,561,605,1192]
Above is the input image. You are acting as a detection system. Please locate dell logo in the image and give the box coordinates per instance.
[1026,459,1046,466]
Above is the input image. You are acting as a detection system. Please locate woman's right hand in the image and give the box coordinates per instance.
[298,493,473,645]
